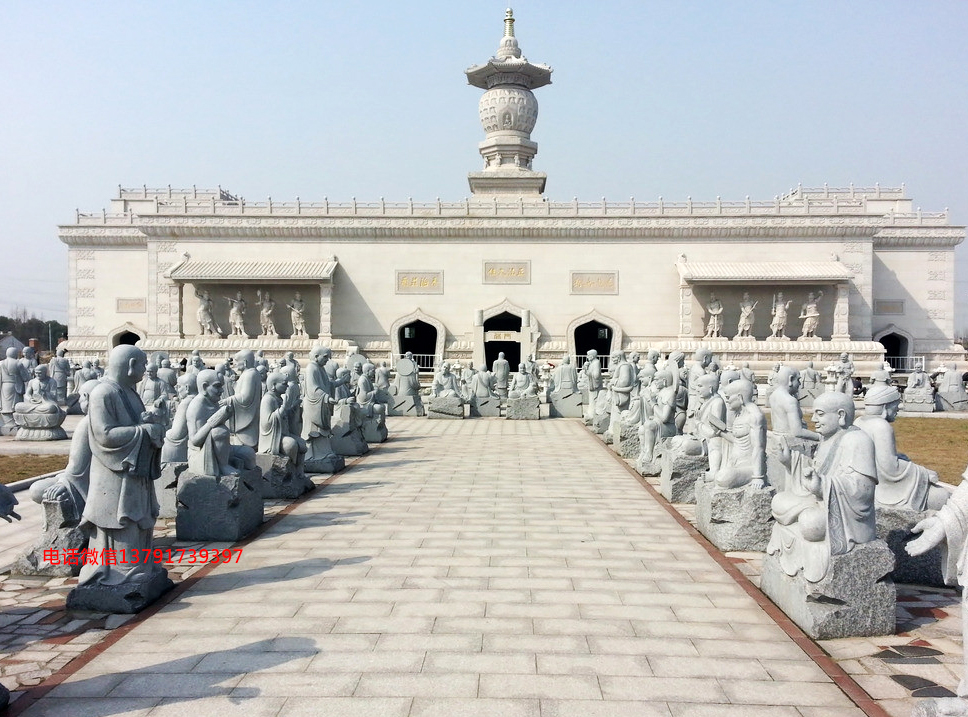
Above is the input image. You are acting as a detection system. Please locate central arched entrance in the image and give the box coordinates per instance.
[574,319,612,367]
[484,311,522,369]
[398,320,438,360]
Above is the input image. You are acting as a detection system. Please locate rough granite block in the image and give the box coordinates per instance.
[592,411,610,435]
[876,506,946,587]
[615,423,640,459]
[156,462,187,519]
[695,480,775,552]
[506,396,540,420]
[427,396,464,420]
[659,450,707,504]
[912,698,968,716]
[67,569,173,615]
[760,540,896,640]
[766,432,818,493]
[254,453,315,499]
[388,395,425,417]
[13,497,86,577]
[637,438,669,478]
[362,417,388,443]
[469,396,501,417]
[176,468,264,542]
[549,389,583,418]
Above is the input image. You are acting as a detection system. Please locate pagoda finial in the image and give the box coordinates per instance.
[504,8,515,38]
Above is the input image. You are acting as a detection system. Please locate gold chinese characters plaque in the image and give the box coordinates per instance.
[395,271,444,294]
[483,261,530,285]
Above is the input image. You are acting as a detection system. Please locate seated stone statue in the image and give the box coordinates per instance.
[161,373,197,465]
[767,392,878,583]
[769,367,819,441]
[138,363,171,406]
[508,363,539,399]
[470,364,499,399]
[716,379,767,488]
[668,373,726,470]
[14,365,67,440]
[431,362,463,398]
[638,370,677,467]
[855,382,948,512]
[187,370,255,477]
[259,371,308,474]
[356,362,388,443]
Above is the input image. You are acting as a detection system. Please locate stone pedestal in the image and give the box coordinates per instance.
[876,506,946,587]
[65,393,84,415]
[760,540,896,640]
[938,391,968,413]
[255,453,314,499]
[766,433,818,492]
[304,434,345,474]
[362,416,388,443]
[427,396,464,420]
[695,480,775,552]
[13,497,86,577]
[331,404,369,455]
[659,449,707,504]
[592,411,610,436]
[549,389,583,418]
[176,468,264,542]
[67,568,173,615]
[637,438,668,477]
[14,409,67,441]
[912,698,968,716]
[469,396,501,417]
[156,462,187,519]
[615,423,640,460]
[902,388,936,413]
[506,396,540,420]
[388,394,425,417]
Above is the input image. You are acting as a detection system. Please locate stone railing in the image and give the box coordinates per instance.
[780,183,907,201]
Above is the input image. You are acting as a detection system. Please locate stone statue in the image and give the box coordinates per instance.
[856,382,948,511]
[257,289,278,337]
[356,363,388,442]
[20,346,38,374]
[508,363,538,399]
[392,352,421,396]
[907,474,968,710]
[740,361,756,385]
[14,365,68,441]
[0,347,28,433]
[801,361,821,390]
[769,291,792,339]
[686,348,713,423]
[668,373,727,471]
[279,351,300,382]
[716,379,767,488]
[470,363,499,398]
[288,291,307,337]
[767,392,878,582]
[301,346,345,472]
[908,365,928,390]
[375,361,391,394]
[223,291,245,336]
[833,352,854,394]
[51,348,71,404]
[156,359,178,393]
[798,291,823,339]
[137,363,171,408]
[92,358,104,379]
[259,371,307,472]
[194,288,221,336]
[227,349,262,450]
[186,370,256,478]
[431,362,462,398]
[769,367,819,441]
[187,350,206,375]
[335,368,353,401]
[704,293,724,338]
[638,370,678,469]
[67,345,173,613]
[735,292,757,339]
[903,364,935,413]
[583,350,604,418]
[551,355,579,392]
[161,373,197,465]
[492,352,511,399]
[935,363,968,411]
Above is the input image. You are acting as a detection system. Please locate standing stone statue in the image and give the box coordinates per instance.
[288,291,307,337]
[716,379,766,488]
[583,349,603,421]
[194,288,221,336]
[704,293,724,338]
[686,348,713,424]
[67,345,173,613]
[0,347,28,434]
[225,291,247,337]
[801,361,821,391]
[14,365,68,440]
[798,291,823,339]
[156,359,178,393]
[492,352,511,399]
[935,363,968,412]
[356,362,388,442]
[227,349,262,450]
[388,352,424,417]
[735,292,757,339]
[638,370,678,475]
[301,346,345,471]
[770,367,819,441]
[19,346,38,375]
[375,361,391,394]
[257,289,278,337]
[769,291,792,340]
[138,363,172,407]
[833,352,854,394]
[51,348,71,404]
[549,355,582,418]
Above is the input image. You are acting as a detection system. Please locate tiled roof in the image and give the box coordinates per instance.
[676,261,852,283]
[170,259,337,282]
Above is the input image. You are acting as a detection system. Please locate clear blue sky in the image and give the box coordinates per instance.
[2,1,967,331]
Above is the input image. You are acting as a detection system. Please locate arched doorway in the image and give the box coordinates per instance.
[398,320,438,361]
[113,331,142,347]
[484,311,522,369]
[878,332,909,371]
[574,320,612,366]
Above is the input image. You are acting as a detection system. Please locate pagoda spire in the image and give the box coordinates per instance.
[465,8,552,197]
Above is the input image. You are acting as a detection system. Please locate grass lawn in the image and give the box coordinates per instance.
[0,455,68,485]
[894,417,968,486]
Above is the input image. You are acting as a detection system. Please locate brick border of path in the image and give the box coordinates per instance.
[6,449,376,717]
[597,436,893,717]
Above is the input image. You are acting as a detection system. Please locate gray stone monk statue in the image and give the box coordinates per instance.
[551,355,578,392]
[508,363,538,399]
[228,349,262,449]
[187,370,256,477]
[769,367,819,441]
[392,352,421,396]
[161,373,197,465]
[15,365,68,441]
[431,361,462,398]
[834,352,854,394]
[638,370,677,468]
[716,379,767,488]
[67,344,173,613]
[735,292,756,339]
[855,382,948,512]
[798,290,823,338]
[492,352,511,398]
[801,361,821,390]
[226,290,247,336]
[907,471,968,713]
[0,347,28,433]
[704,293,724,338]
[260,371,307,473]
[583,349,603,401]
[471,363,499,398]
[301,345,346,471]
[51,348,71,404]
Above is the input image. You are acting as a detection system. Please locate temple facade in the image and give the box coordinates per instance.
[59,10,965,375]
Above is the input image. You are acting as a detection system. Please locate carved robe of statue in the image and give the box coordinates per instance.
[470,369,498,398]
[0,349,27,426]
[228,367,262,449]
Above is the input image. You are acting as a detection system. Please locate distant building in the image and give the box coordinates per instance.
[0,334,24,356]
[59,10,965,374]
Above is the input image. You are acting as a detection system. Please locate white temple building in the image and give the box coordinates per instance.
[60,10,965,374]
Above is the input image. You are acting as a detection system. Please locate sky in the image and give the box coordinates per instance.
[2,1,967,331]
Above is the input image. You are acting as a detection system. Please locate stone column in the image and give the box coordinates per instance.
[177,284,185,338]
[318,283,333,340]
[472,310,485,369]
[678,284,694,339]
[831,282,850,340]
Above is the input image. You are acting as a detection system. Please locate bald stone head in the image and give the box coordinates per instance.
[107,345,147,387]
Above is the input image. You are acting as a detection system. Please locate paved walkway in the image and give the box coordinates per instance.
[5,418,907,716]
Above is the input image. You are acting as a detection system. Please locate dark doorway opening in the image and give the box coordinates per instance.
[399,320,437,358]
[484,312,522,369]
[574,320,612,362]
[878,332,909,365]
[114,331,142,347]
